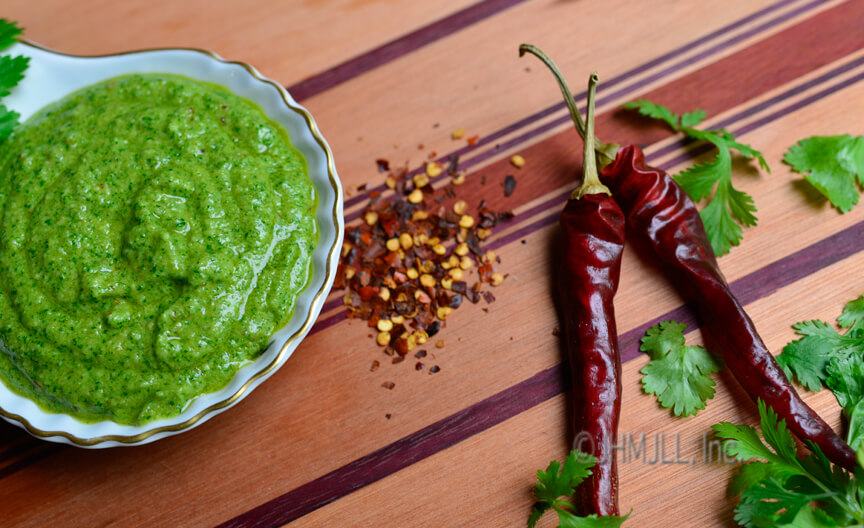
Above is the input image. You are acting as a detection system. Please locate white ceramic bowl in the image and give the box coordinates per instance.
[0,41,344,447]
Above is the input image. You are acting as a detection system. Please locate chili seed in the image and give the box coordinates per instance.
[459,215,474,228]
[426,162,443,178]
[408,189,424,203]
[451,128,465,139]
[413,173,430,188]
[419,274,436,289]
[386,238,400,252]
[377,332,392,346]
[490,273,504,286]
[453,200,467,215]
[510,155,525,168]
[399,233,413,250]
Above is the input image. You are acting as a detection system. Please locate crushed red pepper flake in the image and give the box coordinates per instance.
[504,175,517,197]
[337,152,513,373]
[382,381,396,390]
[429,366,441,374]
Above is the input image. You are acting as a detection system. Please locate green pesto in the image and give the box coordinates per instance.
[0,74,317,425]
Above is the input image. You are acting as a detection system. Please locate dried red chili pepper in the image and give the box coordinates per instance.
[523,44,625,516]
[601,146,856,472]
[521,45,855,472]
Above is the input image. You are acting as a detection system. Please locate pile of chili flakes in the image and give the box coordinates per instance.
[335,157,513,363]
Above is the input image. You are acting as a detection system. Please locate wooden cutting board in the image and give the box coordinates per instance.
[3,0,864,526]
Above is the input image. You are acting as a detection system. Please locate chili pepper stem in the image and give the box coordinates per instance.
[518,44,619,170]
[572,73,611,199]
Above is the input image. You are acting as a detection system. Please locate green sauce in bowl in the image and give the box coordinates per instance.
[0,73,317,425]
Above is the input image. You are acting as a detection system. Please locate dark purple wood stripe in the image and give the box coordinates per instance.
[342,0,827,211]
[287,0,530,101]
[218,220,864,528]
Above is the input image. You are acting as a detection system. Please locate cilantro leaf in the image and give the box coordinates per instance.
[784,135,864,213]
[556,512,630,528]
[639,321,722,416]
[0,19,23,51]
[621,99,678,130]
[622,100,769,256]
[0,54,28,98]
[780,505,839,528]
[846,400,864,452]
[529,451,630,528]
[0,19,27,143]
[838,296,864,333]
[826,356,864,410]
[680,109,707,128]
[533,451,596,505]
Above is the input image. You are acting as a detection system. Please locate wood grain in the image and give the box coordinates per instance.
[2,1,864,527]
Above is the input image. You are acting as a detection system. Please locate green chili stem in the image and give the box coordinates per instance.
[518,44,619,171]
[573,73,611,199]
[518,44,586,139]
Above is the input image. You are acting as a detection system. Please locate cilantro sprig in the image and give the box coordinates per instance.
[784,135,864,213]
[0,18,27,142]
[529,451,630,527]
[622,100,770,256]
[714,400,864,527]
[639,321,722,417]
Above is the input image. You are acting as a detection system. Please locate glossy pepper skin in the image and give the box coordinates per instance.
[559,193,626,516]
[601,145,856,472]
